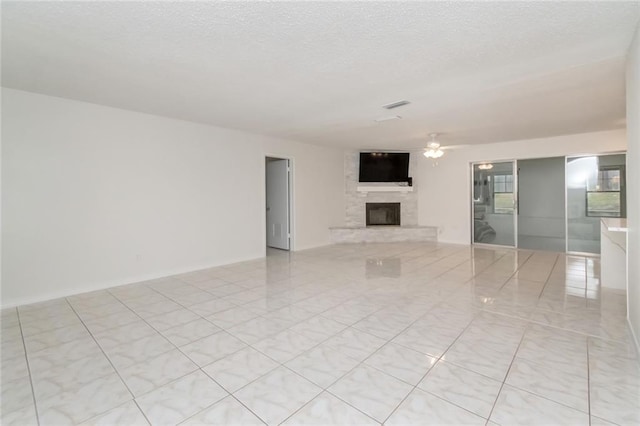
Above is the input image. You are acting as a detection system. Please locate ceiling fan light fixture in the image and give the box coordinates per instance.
[423,148,444,158]
[423,133,444,158]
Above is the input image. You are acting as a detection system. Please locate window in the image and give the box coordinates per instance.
[493,174,514,214]
[586,166,625,217]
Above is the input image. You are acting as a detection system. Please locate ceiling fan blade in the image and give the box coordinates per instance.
[440,144,472,151]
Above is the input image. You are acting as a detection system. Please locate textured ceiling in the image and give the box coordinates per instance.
[2,1,639,149]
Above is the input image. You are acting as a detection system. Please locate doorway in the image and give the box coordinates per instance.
[265,157,291,251]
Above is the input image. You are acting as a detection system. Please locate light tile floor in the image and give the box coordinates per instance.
[1,243,639,425]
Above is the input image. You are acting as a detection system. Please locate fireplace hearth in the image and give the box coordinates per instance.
[366,203,401,226]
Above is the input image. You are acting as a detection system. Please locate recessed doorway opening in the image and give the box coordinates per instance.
[265,157,292,251]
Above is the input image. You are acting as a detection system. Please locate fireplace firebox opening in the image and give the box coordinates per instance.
[366,203,401,226]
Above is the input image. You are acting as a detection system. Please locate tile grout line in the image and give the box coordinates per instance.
[62,298,154,425]
[360,247,521,424]
[484,252,592,422]
[106,284,263,424]
[483,321,530,423]
[260,248,488,425]
[536,253,562,302]
[98,272,342,425]
[14,308,42,426]
[127,277,322,425]
[113,284,257,373]
[228,394,269,426]
[21,294,315,424]
[426,249,535,425]
[132,400,152,426]
[381,311,483,424]
[68,285,237,422]
[524,253,630,345]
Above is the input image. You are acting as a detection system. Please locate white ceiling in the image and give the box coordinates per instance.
[2,1,639,149]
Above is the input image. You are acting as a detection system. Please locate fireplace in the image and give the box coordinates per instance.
[366,203,401,226]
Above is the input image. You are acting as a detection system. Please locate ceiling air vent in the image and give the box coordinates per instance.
[382,100,410,110]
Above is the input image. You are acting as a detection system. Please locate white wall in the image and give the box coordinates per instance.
[417,129,627,244]
[1,89,345,307]
[626,23,640,352]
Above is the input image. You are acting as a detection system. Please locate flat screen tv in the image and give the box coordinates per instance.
[359,152,410,182]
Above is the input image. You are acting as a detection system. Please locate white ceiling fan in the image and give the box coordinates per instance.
[423,133,468,160]
[423,133,444,158]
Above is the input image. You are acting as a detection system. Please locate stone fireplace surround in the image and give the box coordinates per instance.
[329,152,437,243]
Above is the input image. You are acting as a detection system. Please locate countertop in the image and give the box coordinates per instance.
[601,218,628,232]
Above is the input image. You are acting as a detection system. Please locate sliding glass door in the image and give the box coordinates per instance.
[472,161,516,247]
[566,154,626,254]
[517,157,566,251]
[471,153,626,254]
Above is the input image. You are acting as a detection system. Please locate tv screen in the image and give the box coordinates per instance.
[359,152,410,182]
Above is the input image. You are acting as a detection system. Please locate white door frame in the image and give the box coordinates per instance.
[264,154,294,253]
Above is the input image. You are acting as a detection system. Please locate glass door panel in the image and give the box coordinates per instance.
[566,154,626,254]
[517,157,566,251]
[472,161,516,247]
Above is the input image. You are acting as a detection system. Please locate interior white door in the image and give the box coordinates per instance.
[266,158,290,250]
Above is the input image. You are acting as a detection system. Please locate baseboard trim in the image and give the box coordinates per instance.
[1,252,264,309]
